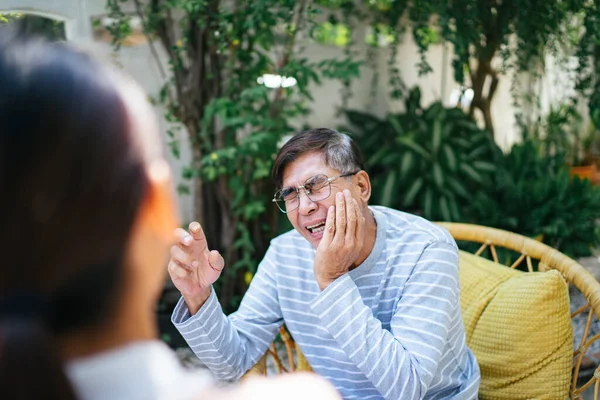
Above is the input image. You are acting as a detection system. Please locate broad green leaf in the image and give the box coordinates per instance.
[454,138,471,149]
[467,144,489,160]
[442,144,457,172]
[432,118,442,154]
[448,196,462,221]
[381,170,397,207]
[423,187,433,220]
[397,137,430,159]
[403,177,424,207]
[446,176,470,199]
[368,146,391,166]
[424,102,444,120]
[460,163,484,184]
[455,119,478,131]
[472,161,497,172]
[439,196,451,221]
[382,153,401,166]
[399,152,415,181]
[388,115,405,136]
[433,163,444,189]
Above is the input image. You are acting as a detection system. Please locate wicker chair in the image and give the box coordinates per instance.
[244,222,600,399]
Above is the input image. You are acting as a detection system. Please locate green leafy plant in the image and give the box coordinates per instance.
[345,87,501,222]
[0,13,20,24]
[576,0,600,160]
[353,1,586,137]
[522,104,598,167]
[106,0,362,312]
[468,140,600,258]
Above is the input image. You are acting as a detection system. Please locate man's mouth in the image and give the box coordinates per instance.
[306,221,326,234]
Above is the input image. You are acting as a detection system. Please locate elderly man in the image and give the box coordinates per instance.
[168,128,480,399]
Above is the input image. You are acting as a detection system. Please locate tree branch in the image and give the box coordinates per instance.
[268,0,309,119]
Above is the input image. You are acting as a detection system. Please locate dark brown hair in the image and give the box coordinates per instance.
[0,31,149,399]
[272,128,364,189]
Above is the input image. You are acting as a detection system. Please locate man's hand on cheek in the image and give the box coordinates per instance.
[314,189,366,291]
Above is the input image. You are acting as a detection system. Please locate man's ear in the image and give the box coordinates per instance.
[135,161,179,241]
[355,171,371,203]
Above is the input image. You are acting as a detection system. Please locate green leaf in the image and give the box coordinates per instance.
[403,177,424,207]
[423,187,433,219]
[381,170,397,207]
[399,152,415,181]
[432,118,442,154]
[439,196,451,221]
[467,144,490,160]
[442,144,457,172]
[368,146,392,166]
[448,196,461,221]
[397,137,430,159]
[472,161,497,172]
[454,138,471,149]
[446,176,470,199]
[388,115,404,136]
[460,163,484,184]
[433,163,444,189]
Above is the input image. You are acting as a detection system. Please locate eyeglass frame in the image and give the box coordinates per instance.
[272,171,360,213]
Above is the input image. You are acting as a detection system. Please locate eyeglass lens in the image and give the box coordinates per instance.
[274,174,331,212]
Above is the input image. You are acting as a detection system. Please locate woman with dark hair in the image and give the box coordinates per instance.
[0,32,339,400]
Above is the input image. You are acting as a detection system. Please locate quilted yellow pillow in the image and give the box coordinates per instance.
[458,251,573,400]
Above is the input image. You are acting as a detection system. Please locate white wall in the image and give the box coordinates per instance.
[294,24,389,130]
[296,25,527,152]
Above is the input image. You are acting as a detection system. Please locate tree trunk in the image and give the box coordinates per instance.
[469,56,498,138]
[192,145,204,226]
[480,100,493,138]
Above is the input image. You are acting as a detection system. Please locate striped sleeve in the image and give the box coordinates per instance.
[171,246,284,380]
[309,241,459,400]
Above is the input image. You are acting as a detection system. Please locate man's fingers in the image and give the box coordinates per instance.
[344,190,357,242]
[354,199,365,243]
[174,227,193,249]
[321,205,335,244]
[334,192,346,239]
[170,245,194,267]
[168,260,190,279]
[189,221,208,244]
[208,250,225,272]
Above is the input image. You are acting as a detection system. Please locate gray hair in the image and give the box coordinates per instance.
[272,128,364,189]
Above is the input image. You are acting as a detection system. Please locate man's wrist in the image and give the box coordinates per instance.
[316,274,340,291]
[183,287,212,315]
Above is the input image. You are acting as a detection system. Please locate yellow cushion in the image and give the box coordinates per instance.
[458,251,573,399]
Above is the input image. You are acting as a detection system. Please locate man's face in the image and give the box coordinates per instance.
[280,152,358,248]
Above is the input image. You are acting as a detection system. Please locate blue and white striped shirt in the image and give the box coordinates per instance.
[173,206,480,399]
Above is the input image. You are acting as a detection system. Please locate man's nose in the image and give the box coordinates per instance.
[298,189,317,215]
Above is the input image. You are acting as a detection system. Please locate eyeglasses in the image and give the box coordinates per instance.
[273,172,359,213]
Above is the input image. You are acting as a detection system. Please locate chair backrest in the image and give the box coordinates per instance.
[242,326,312,379]
[437,222,600,400]
[244,222,600,399]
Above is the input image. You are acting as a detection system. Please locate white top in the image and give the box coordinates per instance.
[66,341,213,400]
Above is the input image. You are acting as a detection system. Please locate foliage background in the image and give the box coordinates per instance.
[100,0,600,313]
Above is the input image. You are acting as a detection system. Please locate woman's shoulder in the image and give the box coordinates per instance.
[66,341,213,400]
[204,373,341,400]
